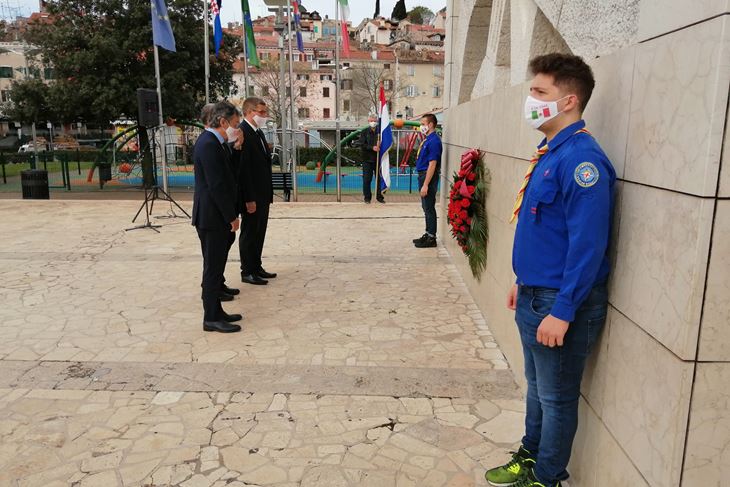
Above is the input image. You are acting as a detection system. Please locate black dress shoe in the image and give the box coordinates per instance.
[412,233,429,244]
[414,235,437,248]
[242,274,268,285]
[257,268,277,279]
[203,320,242,333]
[219,312,243,322]
[219,292,234,302]
[222,285,240,296]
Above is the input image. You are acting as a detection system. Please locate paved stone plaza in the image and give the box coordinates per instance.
[0,200,523,487]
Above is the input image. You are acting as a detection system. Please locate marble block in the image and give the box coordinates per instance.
[610,183,714,359]
[626,15,730,196]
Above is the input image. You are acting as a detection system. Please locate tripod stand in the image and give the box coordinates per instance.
[126,125,190,232]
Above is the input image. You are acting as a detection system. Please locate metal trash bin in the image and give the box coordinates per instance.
[98,162,112,182]
[21,169,50,199]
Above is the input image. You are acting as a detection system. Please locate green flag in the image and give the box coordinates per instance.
[242,0,260,67]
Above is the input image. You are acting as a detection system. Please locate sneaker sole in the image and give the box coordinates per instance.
[486,480,519,487]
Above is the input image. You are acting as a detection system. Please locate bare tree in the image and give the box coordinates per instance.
[348,62,404,118]
[251,60,311,127]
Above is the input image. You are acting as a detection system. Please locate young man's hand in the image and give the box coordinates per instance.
[537,314,570,347]
[420,185,428,197]
[507,284,518,310]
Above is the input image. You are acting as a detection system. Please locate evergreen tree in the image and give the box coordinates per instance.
[11,0,241,124]
[391,0,407,21]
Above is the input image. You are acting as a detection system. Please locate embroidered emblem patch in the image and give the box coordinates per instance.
[574,162,599,188]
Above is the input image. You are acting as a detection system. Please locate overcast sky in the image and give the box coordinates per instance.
[10,1,446,25]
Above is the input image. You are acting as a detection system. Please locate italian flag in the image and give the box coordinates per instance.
[338,0,350,56]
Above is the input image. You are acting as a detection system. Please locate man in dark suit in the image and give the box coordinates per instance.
[192,101,243,333]
[201,103,241,302]
[359,114,384,204]
[236,97,277,285]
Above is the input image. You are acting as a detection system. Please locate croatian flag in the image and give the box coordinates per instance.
[378,83,392,191]
[211,0,223,57]
[291,1,304,53]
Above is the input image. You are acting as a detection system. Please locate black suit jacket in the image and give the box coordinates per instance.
[236,120,273,206]
[360,127,378,163]
[192,130,237,230]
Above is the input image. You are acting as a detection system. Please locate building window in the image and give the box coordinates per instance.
[323,87,330,97]
[320,74,332,81]
[43,67,55,79]
[407,65,415,76]
[384,63,391,70]
[0,66,12,78]
[0,90,10,102]
[370,35,375,42]
[433,65,443,77]
[323,108,331,119]
[314,26,318,33]
[341,79,353,90]
[300,86,307,97]
[262,86,270,96]
[383,79,393,90]
[286,86,291,97]
[297,74,309,81]
[432,85,441,97]
[406,85,418,97]
[343,100,350,112]
[261,52,270,60]
[298,107,310,118]
[306,54,314,61]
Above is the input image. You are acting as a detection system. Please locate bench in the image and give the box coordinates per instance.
[271,172,292,202]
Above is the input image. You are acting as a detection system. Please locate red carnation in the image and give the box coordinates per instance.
[460,199,471,208]
[467,173,476,181]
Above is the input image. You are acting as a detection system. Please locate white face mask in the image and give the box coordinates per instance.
[524,95,570,129]
[225,126,238,143]
[253,115,268,128]
[369,121,377,128]
[419,124,429,135]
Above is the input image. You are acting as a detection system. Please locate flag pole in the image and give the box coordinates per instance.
[286,2,298,201]
[242,23,250,97]
[335,0,342,202]
[204,0,210,103]
[153,44,169,193]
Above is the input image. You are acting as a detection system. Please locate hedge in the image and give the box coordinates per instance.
[296,146,417,168]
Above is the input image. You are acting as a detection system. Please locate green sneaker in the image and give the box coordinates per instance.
[511,467,562,487]
[485,446,536,486]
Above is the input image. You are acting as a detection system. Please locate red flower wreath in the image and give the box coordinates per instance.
[447,149,489,279]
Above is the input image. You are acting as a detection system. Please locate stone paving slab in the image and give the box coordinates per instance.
[0,389,525,487]
[0,201,525,487]
[0,360,519,399]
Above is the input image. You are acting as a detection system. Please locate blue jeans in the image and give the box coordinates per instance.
[516,284,608,484]
[418,171,439,236]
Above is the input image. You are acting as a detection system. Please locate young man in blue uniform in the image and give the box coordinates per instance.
[485,54,616,487]
[412,113,442,248]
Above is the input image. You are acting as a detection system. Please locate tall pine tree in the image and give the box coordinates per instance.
[374,0,380,18]
[391,0,407,21]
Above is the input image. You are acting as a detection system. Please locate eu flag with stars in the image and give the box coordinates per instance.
[151,0,176,52]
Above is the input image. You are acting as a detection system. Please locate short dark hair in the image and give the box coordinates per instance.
[421,113,437,127]
[529,53,595,112]
[243,96,266,114]
[209,100,240,128]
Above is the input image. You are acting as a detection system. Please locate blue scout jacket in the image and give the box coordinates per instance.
[512,119,616,322]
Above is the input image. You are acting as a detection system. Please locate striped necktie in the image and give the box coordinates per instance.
[510,128,591,223]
